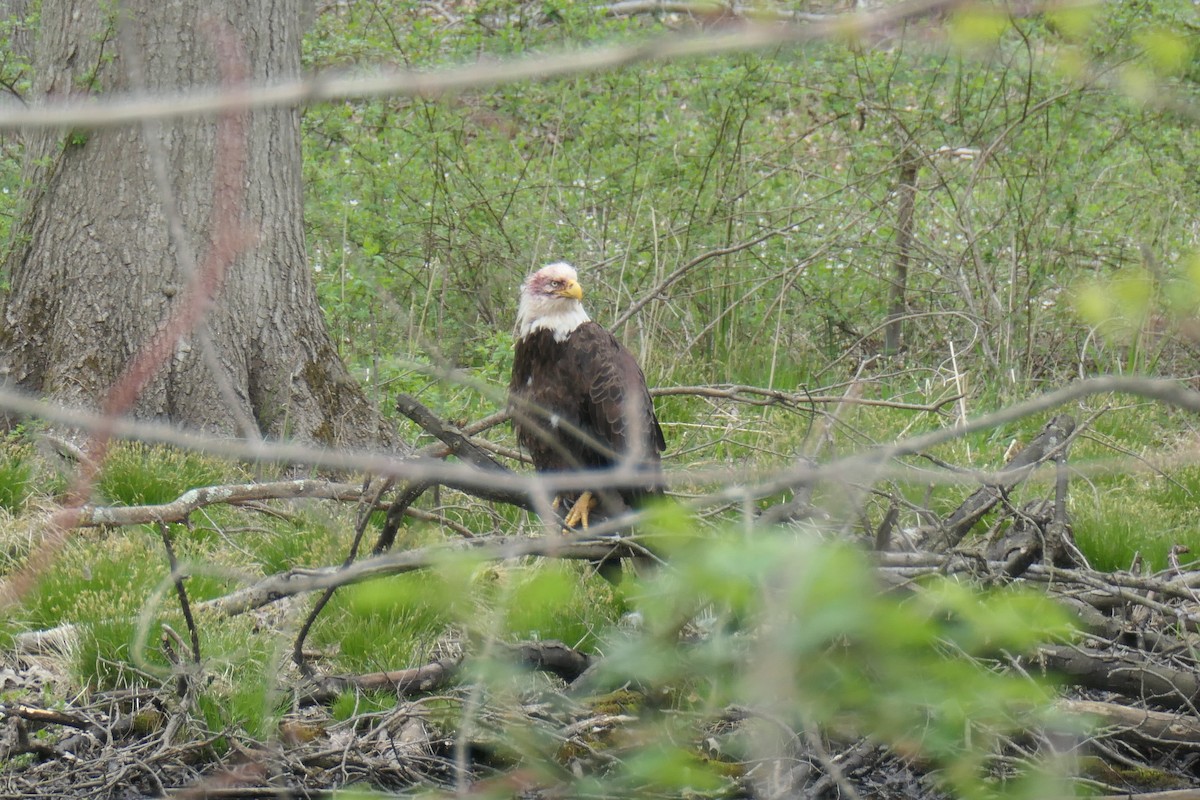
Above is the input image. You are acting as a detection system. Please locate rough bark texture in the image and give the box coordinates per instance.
[0,0,32,70]
[0,0,391,448]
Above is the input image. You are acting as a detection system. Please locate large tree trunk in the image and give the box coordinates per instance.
[0,0,392,449]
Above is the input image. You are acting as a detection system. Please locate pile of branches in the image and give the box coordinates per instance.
[6,399,1200,799]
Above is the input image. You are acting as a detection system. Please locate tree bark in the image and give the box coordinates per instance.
[0,0,391,448]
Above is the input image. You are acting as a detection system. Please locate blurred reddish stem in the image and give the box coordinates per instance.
[0,24,255,609]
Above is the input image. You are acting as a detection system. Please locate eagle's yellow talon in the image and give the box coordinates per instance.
[563,491,596,530]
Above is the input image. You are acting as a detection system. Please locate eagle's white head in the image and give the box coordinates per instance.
[516,262,591,341]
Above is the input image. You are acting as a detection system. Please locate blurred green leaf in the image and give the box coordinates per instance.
[1136,27,1193,75]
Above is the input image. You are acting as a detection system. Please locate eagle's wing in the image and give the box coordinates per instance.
[578,323,665,467]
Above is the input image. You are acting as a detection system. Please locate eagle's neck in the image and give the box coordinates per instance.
[517,298,590,342]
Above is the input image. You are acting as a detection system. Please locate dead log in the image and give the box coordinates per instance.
[1037,644,1200,712]
[304,657,462,703]
[1057,698,1200,748]
[504,640,594,683]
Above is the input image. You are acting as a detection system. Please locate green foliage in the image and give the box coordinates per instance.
[459,507,1076,799]
[296,0,1200,404]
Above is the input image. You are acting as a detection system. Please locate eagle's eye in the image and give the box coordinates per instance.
[547,280,562,290]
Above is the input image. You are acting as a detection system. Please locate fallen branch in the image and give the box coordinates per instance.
[303,657,463,704]
[652,383,959,413]
[397,394,510,473]
[195,533,646,618]
[75,480,367,527]
[417,409,510,459]
[1037,645,1200,713]
[919,414,1077,551]
[0,703,92,730]
[376,394,525,553]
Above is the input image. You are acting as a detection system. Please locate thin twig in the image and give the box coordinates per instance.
[651,383,959,412]
[156,523,201,666]
[9,376,1200,516]
[0,0,982,131]
[294,476,392,677]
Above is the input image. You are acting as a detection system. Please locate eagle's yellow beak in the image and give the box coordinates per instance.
[557,280,583,301]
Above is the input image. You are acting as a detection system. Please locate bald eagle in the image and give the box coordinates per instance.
[509,263,665,559]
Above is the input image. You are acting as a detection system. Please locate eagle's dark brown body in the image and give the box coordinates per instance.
[509,321,665,520]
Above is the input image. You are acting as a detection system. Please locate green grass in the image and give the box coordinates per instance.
[331,690,397,722]
[312,559,625,676]
[96,444,237,506]
[0,449,33,513]
[314,572,457,674]
[1071,462,1200,573]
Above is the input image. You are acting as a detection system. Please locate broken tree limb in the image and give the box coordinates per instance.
[375,394,531,553]
[396,393,510,473]
[373,480,434,554]
[920,414,1077,551]
[417,409,510,459]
